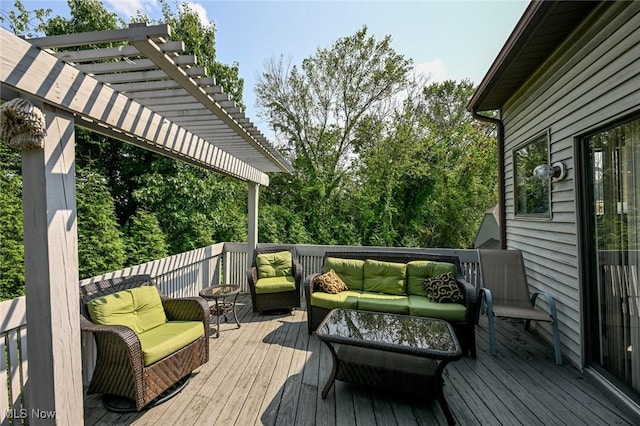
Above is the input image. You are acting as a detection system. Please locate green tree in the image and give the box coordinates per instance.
[76,168,126,279]
[133,161,247,253]
[0,171,24,300]
[124,210,168,265]
[356,80,497,248]
[257,26,412,243]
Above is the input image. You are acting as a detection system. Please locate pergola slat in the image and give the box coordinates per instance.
[75,55,196,74]
[55,41,185,62]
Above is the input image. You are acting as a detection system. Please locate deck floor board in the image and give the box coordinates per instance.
[82,296,638,425]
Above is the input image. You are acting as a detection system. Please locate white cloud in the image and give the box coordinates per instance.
[184,2,210,26]
[105,0,158,18]
[414,59,447,84]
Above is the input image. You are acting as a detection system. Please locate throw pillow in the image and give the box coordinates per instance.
[314,269,348,294]
[422,272,464,303]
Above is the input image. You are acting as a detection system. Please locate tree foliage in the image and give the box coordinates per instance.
[0,171,24,300]
[124,210,168,265]
[257,26,413,243]
[76,168,126,279]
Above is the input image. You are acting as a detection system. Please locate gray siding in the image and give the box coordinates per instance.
[500,1,640,367]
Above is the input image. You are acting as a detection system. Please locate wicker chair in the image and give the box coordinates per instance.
[80,274,210,411]
[247,246,303,313]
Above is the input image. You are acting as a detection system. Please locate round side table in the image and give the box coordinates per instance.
[199,284,241,338]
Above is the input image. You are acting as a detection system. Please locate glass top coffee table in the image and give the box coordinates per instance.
[199,284,241,338]
[315,309,463,425]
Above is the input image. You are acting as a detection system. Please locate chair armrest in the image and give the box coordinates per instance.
[457,278,478,317]
[247,267,258,289]
[293,258,304,291]
[304,273,321,295]
[163,297,210,322]
[478,288,494,320]
[80,317,144,368]
[531,291,558,321]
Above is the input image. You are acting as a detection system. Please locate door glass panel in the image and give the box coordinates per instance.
[586,117,640,393]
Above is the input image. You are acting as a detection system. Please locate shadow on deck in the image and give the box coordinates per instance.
[84,295,637,425]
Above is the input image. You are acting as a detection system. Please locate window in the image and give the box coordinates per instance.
[514,133,550,217]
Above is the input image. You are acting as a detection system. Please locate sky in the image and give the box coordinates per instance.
[1,0,529,137]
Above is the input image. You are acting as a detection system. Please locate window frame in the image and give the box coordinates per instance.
[513,131,552,219]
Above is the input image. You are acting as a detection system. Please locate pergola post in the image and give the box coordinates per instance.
[247,182,259,270]
[21,105,83,424]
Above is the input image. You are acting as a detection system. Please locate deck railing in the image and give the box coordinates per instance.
[1,243,481,422]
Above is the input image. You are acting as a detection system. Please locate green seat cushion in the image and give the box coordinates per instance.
[138,321,204,366]
[87,286,167,334]
[406,261,458,297]
[310,290,361,310]
[255,276,296,294]
[357,292,409,314]
[408,295,467,322]
[324,257,365,291]
[363,259,407,295]
[256,251,293,278]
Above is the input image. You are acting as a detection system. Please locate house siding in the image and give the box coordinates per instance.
[500,1,640,367]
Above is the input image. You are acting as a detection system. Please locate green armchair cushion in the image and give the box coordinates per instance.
[255,276,296,294]
[406,260,458,296]
[324,257,365,290]
[138,321,204,366]
[408,295,467,321]
[87,285,167,334]
[357,292,409,314]
[310,290,361,310]
[256,250,293,278]
[363,259,406,295]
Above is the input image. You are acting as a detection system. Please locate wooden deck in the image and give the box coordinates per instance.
[84,295,637,425]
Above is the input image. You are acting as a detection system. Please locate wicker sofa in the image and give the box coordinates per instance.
[304,251,478,357]
[80,274,210,411]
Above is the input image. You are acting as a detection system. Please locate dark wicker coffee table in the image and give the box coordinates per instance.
[315,309,463,425]
[199,284,241,338]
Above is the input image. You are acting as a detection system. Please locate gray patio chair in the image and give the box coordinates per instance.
[477,249,562,365]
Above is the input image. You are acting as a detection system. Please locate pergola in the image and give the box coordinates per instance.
[0,23,292,423]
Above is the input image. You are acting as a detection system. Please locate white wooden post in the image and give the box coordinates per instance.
[21,105,83,424]
[247,182,259,271]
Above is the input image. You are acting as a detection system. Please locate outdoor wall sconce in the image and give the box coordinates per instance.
[533,162,567,181]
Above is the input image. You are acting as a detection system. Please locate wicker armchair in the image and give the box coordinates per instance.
[80,274,210,411]
[247,246,303,313]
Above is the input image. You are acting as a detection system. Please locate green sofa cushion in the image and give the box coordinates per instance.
[363,259,406,295]
[408,295,467,321]
[138,321,204,366]
[87,286,167,334]
[324,257,365,291]
[357,292,409,314]
[256,251,293,278]
[310,290,361,310]
[406,261,458,297]
[255,276,296,294]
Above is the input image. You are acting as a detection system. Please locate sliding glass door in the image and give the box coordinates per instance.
[584,116,639,396]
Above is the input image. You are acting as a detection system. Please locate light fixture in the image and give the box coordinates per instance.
[533,162,567,181]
